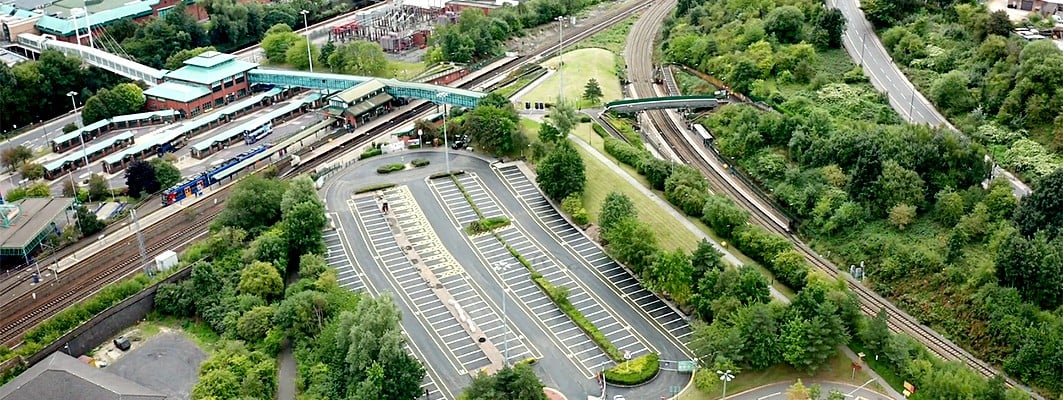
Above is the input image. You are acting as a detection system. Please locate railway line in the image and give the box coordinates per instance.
[0,0,648,354]
[623,0,1025,391]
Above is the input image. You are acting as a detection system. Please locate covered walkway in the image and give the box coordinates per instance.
[18,33,165,85]
[604,95,718,113]
[248,70,486,108]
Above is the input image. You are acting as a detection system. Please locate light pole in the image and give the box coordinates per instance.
[436,92,450,174]
[858,31,867,67]
[66,91,90,170]
[300,10,313,72]
[556,16,566,102]
[716,370,734,399]
[492,261,515,366]
[907,87,916,123]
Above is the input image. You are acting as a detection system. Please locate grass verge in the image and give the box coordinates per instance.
[678,350,882,400]
[523,48,623,104]
[574,15,637,54]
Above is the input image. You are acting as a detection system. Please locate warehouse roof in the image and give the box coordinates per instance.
[0,352,166,400]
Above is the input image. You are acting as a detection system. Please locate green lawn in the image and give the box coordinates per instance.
[388,60,427,80]
[574,15,636,54]
[140,313,222,352]
[678,350,885,400]
[522,48,623,106]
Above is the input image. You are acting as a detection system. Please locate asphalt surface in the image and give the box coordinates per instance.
[1,112,83,154]
[727,381,894,400]
[321,150,694,400]
[108,331,206,400]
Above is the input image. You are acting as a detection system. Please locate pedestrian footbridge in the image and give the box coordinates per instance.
[17,32,486,108]
[604,95,718,113]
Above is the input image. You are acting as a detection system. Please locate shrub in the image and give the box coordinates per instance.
[359,147,383,160]
[603,137,646,168]
[411,158,430,167]
[466,217,511,234]
[592,124,609,138]
[532,276,623,362]
[604,353,660,385]
[376,163,406,174]
[561,195,589,226]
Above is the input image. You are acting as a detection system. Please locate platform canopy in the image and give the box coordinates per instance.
[0,197,74,262]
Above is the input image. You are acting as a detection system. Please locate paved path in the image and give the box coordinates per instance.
[727,380,895,400]
[276,344,296,400]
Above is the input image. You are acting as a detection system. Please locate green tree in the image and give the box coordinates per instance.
[603,218,659,273]
[764,6,805,44]
[149,157,181,189]
[286,38,320,70]
[599,192,636,236]
[75,205,105,236]
[888,203,916,230]
[17,162,44,180]
[62,123,78,133]
[261,29,302,64]
[274,289,330,338]
[537,122,562,144]
[859,309,891,353]
[814,8,846,49]
[327,40,389,76]
[986,10,1012,38]
[282,177,326,268]
[82,83,146,125]
[994,232,1063,309]
[155,280,196,317]
[1013,167,1063,238]
[238,261,284,300]
[701,194,750,237]
[87,173,109,201]
[644,249,694,305]
[124,159,159,198]
[298,253,328,280]
[463,105,520,154]
[546,99,578,138]
[930,70,975,115]
[934,188,965,226]
[164,46,217,70]
[249,226,288,271]
[213,175,287,234]
[1,145,33,169]
[535,142,585,201]
[876,160,925,211]
[459,364,547,400]
[691,239,725,278]
[236,305,275,342]
[582,78,603,104]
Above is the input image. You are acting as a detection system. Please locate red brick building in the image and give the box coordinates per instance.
[144,51,256,118]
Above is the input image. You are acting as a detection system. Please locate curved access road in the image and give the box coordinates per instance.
[829,0,1030,196]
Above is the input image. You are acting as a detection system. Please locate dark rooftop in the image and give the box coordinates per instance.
[0,352,167,400]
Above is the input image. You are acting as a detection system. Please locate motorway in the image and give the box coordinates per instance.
[829,0,1031,196]
[322,151,693,399]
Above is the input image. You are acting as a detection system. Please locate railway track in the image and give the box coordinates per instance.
[0,189,229,347]
[0,0,649,353]
[624,0,1026,392]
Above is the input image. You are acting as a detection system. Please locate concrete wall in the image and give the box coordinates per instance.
[24,267,192,367]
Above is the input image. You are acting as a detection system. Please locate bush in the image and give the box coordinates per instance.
[411,158,430,167]
[592,124,609,138]
[359,147,383,160]
[561,195,589,226]
[604,353,660,385]
[603,137,646,168]
[531,276,623,362]
[354,183,397,194]
[466,217,511,234]
[376,163,406,174]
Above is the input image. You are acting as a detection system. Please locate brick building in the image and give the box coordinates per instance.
[143,51,256,118]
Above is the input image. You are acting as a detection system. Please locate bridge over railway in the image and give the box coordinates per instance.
[16,33,486,108]
[604,95,718,113]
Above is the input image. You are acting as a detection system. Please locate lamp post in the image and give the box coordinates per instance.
[436,92,450,174]
[300,10,313,72]
[66,91,89,168]
[716,370,734,399]
[492,261,515,366]
[858,31,867,67]
[555,16,566,102]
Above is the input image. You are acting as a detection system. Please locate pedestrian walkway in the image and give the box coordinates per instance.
[566,134,789,302]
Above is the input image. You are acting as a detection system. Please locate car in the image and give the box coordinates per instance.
[613,396,626,400]
[1053,14,1063,25]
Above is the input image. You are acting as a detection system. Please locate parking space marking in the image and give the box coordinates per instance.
[495,165,696,351]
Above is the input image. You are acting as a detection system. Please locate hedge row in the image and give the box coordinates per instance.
[354,183,397,194]
[603,137,646,168]
[530,274,623,362]
[411,158,430,167]
[359,147,383,160]
[376,163,406,174]
[466,217,511,234]
[604,353,660,385]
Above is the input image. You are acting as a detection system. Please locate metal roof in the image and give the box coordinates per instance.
[35,1,153,36]
[165,58,256,85]
[0,197,73,252]
[51,110,177,146]
[181,51,236,68]
[335,79,386,104]
[44,131,134,171]
[51,119,110,145]
[0,352,166,400]
[109,109,178,124]
[191,96,310,152]
[100,126,182,165]
[143,81,211,103]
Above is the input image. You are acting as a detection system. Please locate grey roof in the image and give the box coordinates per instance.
[0,197,73,252]
[0,352,167,400]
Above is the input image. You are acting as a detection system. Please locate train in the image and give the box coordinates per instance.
[692,123,713,147]
[161,145,270,206]
[244,122,273,145]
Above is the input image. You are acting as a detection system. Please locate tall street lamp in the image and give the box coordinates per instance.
[492,261,515,366]
[716,369,734,398]
[300,10,313,72]
[555,16,566,102]
[436,92,450,174]
[66,91,90,170]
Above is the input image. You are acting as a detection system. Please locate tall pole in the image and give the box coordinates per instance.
[437,93,450,174]
[717,370,734,399]
[301,10,313,73]
[556,16,565,102]
[908,89,916,123]
[859,32,867,67]
[493,262,512,366]
[130,209,150,275]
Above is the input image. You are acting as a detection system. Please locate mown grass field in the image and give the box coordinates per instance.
[678,350,884,400]
[522,48,623,105]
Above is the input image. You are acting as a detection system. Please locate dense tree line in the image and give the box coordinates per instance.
[0,51,127,136]
[154,175,425,399]
[82,83,146,125]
